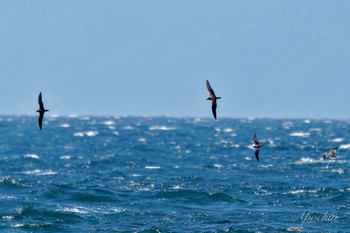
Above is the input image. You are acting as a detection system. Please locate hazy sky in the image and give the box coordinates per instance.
[1,1,350,118]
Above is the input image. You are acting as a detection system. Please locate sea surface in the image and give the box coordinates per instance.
[0,116,349,232]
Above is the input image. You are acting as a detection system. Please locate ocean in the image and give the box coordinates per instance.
[0,116,349,232]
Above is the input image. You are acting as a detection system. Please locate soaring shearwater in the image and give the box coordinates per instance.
[323,148,337,160]
[206,80,221,120]
[253,132,264,162]
[36,92,49,130]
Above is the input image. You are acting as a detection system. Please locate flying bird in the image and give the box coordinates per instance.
[36,92,49,130]
[323,148,337,160]
[206,80,221,120]
[253,132,264,162]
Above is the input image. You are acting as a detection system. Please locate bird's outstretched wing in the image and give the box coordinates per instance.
[253,132,259,145]
[38,92,44,109]
[38,113,43,130]
[211,101,217,120]
[255,149,260,162]
[206,80,216,97]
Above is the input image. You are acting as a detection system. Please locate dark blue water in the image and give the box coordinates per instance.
[0,116,349,232]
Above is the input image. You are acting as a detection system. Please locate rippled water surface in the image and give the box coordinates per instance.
[0,116,349,232]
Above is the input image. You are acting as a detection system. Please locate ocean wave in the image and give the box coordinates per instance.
[58,206,89,214]
[155,189,234,203]
[294,157,322,165]
[145,166,161,169]
[73,131,98,137]
[59,123,70,128]
[149,125,176,131]
[23,154,40,159]
[23,169,57,176]
[339,144,350,149]
[331,138,344,143]
[289,132,311,137]
[0,177,23,187]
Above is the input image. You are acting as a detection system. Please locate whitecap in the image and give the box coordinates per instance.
[74,131,98,137]
[24,169,57,176]
[214,127,221,132]
[103,120,114,126]
[123,126,134,130]
[2,215,14,220]
[330,169,345,174]
[60,155,72,160]
[290,190,304,194]
[332,138,344,143]
[213,164,223,169]
[59,206,89,214]
[223,128,234,133]
[86,131,98,137]
[74,132,85,137]
[59,123,70,128]
[145,166,161,169]
[289,132,310,137]
[149,126,176,131]
[294,157,321,165]
[23,154,39,159]
[138,138,147,142]
[339,144,350,149]
[303,119,311,124]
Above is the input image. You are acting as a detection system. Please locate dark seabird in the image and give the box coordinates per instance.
[206,80,221,120]
[253,132,264,162]
[323,148,337,160]
[36,92,49,130]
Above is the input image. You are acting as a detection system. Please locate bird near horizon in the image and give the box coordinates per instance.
[206,80,221,120]
[36,92,49,130]
[253,132,264,162]
[323,148,337,160]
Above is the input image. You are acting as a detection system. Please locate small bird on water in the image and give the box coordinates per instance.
[206,80,221,120]
[323,148,337,160]
[253,132,264,162]
[36,92,49,130]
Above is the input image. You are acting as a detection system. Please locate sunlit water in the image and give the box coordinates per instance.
[0,116,349,232]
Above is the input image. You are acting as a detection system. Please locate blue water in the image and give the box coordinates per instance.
[0,116,349,232]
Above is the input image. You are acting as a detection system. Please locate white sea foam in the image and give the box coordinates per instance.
[149,126,176,131]
[23,154,39,159]
[213,164,223,169]
[145,166,161,169]
[123,126,134,130]
[330,169,345,174]
[74,131,98,137]
[59,206,89,214]
[59,123,70,128]
[2,215,14,220]
[60,155,72,160]
[294,157,322,165]
[332,138,344,143]
[339,144,350,149]
[223,128,234,133]
[303,119,311,124]
[138,138,147,142]
[24,169,57,176]
[289,132,310,137]
[103,120,114,126]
